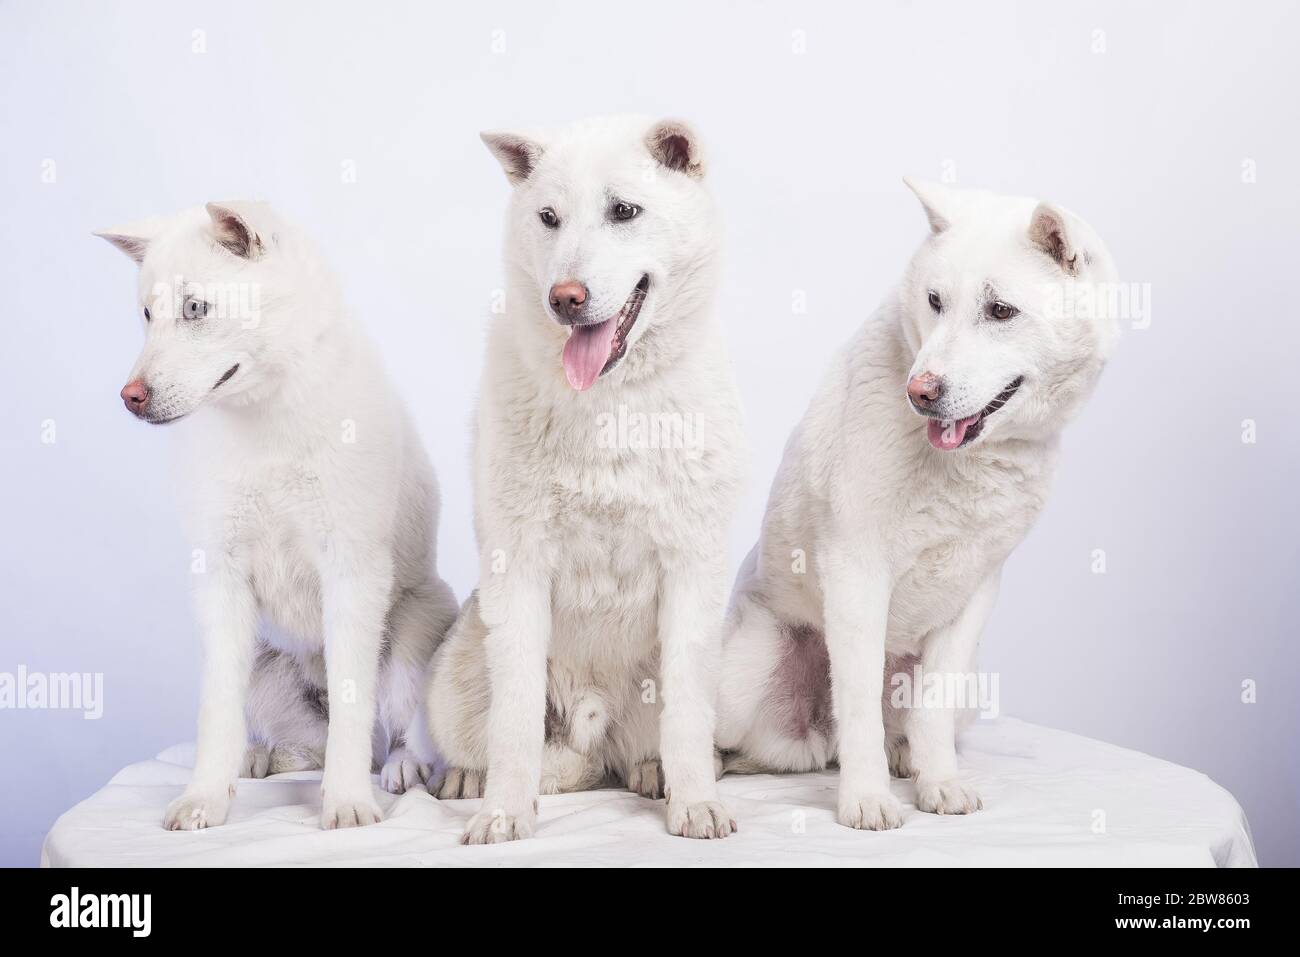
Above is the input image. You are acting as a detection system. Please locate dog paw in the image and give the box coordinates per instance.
[461,805,536,844]
[433,766,485,800]
[163,788,232,831]
[380,749,430,794]
[320,788,384,829]
[837,788,904,831]
[887,738,913,779]
[916,777,982,815]
[627,759,666,799]
[666,800,736,839]
[240,744,271,779]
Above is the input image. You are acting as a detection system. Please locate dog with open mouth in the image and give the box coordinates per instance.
[424,115,746,842]
[715,180,1119,830]
[97,202,458,830]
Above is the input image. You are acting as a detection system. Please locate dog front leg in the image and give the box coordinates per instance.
[163,569,258,830]
[318,551,392,829]
[658,556,736,839]
[821,546,902,830]
[904,570,999,815]
[462,560,551,844]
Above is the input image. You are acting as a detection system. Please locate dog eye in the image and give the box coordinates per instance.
[539,207,560,228]
[611,202,641,222]
[927,290,942,312]
[183,297,210,320]
[143,306,151,322]
[987,301,1019,321]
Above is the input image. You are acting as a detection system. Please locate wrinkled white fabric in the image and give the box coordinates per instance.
[42,717,1256,867]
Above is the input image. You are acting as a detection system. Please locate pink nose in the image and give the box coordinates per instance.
[906,372,944,410]
[548,280,589,323]
[120,379,150,417]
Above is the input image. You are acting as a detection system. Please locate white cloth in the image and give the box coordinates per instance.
[42,717,1256,867]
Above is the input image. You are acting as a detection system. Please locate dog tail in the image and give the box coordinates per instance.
[719,750,777,776]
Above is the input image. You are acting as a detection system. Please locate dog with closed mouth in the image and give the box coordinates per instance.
[425,115,746,842]
[98,202,458,830]
[715,180,1119,830]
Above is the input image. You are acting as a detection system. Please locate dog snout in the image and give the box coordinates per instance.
[121,379,151,417]
[906,372,944,412]
[548,280,589,324]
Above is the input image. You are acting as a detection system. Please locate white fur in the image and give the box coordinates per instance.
[425,115,745,842]
[98,203,458,830]
[716,181,1118,829]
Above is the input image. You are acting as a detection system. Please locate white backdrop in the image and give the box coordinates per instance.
[2,0,1296,866]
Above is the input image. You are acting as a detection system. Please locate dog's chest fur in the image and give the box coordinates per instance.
[482,343,743,673]
[180,424,337,653]
[878,442,1054,649]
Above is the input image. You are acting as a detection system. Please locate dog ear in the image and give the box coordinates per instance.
[95,231,150,264]
[94,218,164,265]
[902,178,962,234]
[205,201,268,259]
[1029,202,1088,276]
[480,131,544,186]
[645,119,705,179]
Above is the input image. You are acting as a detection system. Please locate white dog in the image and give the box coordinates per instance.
[97,202,458,830]
[425,115,746,842]
[716,181,1119,830]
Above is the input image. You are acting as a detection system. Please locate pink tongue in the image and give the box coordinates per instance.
[927,415,979,451]
[562,317,618,392]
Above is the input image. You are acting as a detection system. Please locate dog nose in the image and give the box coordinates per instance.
[907,372,944,411]
[120,379,151,417]
[548,280,589,323]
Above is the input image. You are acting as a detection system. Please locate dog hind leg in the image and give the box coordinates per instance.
[243,642,328,777]
[717,595,833,775]
[377,580,458,793]
[426,594,492,798]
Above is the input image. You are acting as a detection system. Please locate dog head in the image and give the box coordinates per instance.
[97,201,301,424]
[898,179,1119,450]
[482,115,718,392]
